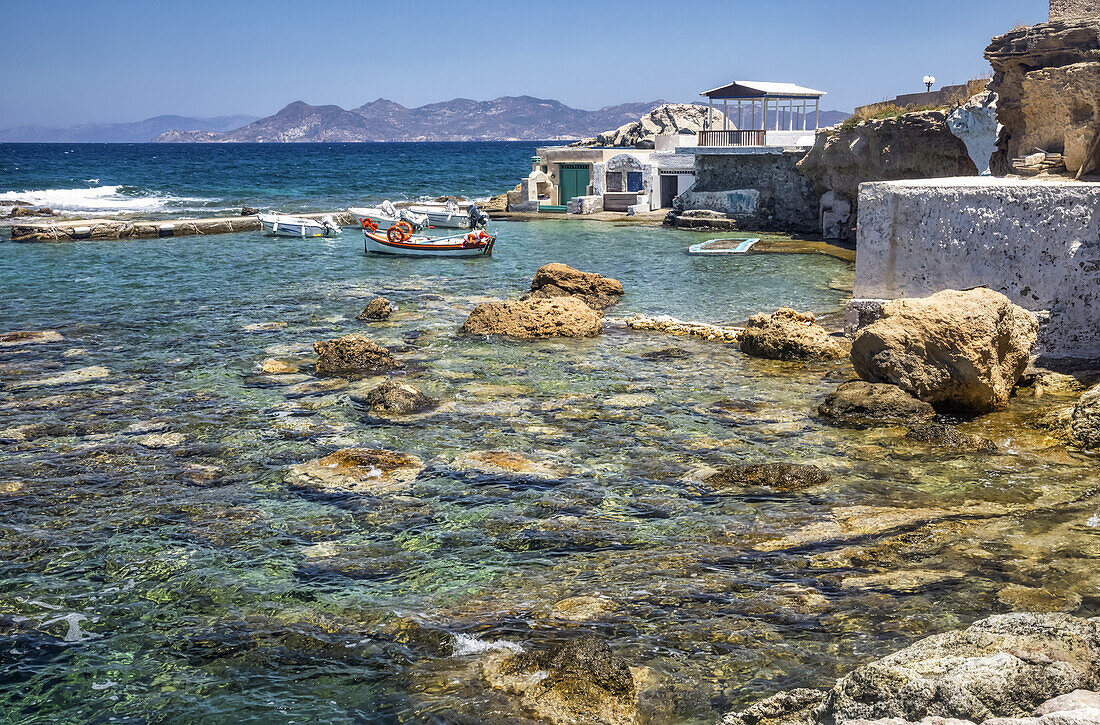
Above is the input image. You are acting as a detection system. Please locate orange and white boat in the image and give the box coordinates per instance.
[361,219,495,257]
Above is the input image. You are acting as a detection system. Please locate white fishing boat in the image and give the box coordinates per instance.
[405,200,491,230]
[257,213,340,237]
[348,200,429,234]
[364,224,495,257]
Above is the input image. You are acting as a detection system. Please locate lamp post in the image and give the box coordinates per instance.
[923,75,936,92]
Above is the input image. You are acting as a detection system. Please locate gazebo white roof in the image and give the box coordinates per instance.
[701,81,826,100]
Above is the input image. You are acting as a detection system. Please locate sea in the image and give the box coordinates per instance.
[1,143,1097,724]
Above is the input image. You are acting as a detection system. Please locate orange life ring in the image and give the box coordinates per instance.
[387,223,411,243]
[360,217,378,231]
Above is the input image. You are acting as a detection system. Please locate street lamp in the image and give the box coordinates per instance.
[923,75,936,92]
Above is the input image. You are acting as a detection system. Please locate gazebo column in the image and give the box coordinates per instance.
[815,98,820,129]
[723,99,728,132]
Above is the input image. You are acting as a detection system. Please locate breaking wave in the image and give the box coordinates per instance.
[0,185,219,215]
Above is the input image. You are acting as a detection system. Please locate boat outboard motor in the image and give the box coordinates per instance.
[399,208,429,231]
[380,199,398,219]
[320,215,340,235]
[467,203,491,229]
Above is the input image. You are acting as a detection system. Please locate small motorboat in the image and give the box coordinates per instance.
[405,200,491,230]
[364,223,495,257]
[258,213,340,237]
[349,200,429,233]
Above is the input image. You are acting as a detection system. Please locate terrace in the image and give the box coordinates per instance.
[697,80,827,149]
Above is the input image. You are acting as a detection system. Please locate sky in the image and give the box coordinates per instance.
[0,0,1047,128]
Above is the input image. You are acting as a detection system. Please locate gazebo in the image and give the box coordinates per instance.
[699,81,827,147]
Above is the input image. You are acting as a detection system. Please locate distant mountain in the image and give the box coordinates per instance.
[0,115,259,143]
[152,97,676,143]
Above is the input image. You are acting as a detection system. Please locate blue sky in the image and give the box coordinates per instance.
[0,0,1046,127]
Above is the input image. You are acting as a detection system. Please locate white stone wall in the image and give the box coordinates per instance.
[855,177,1100,359]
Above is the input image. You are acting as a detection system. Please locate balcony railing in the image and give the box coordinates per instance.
[696,129,768,147]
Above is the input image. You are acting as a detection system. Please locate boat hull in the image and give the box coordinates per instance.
[364,232,494,257]
[257,214,338,238]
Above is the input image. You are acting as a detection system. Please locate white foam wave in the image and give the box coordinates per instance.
[0,185,215,214]
[452,633,524,657]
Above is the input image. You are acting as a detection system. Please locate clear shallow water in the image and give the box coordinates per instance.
[0,142,539,216]
[1,189,1099,722]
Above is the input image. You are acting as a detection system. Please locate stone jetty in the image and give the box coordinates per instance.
[9,211,353,242]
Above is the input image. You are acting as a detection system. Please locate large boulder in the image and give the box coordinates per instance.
[721,613,1100,725]
[573,103,727,148]
[739,308,850,361]
[356,297,393,321]
[986,19,1100,177]
[482,636,639,725]
[1070,385,1100,448]
[850,289,1038,414]
[525,263,624,310]
[462,297,602,339]
[287,448,424,494]
[797,111,978,240]
[313,334,402,374]
[358,379,435,416]
[818,381,937,427]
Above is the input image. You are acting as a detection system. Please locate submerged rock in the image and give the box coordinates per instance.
[359,379,435,415]
[356,297,393,321]
[851,289,1038,414]
[818,381,936,427]
[721,613,1100,725]
[313,334,402,374]
[622,314,742,342]
[15,365,110,388]
[260,358,299,374]
[482,636,639,725]
[451,450,565,479]
[0,330,63,347]
[288,447,424,494]
[462,297,602,339]
[739,308,849,361]
[524,263,624,310]
[705,463,830,492]
[904,423,998,453]
[1070,386,1100,449]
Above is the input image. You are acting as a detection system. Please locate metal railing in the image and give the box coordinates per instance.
[696,129,768,147]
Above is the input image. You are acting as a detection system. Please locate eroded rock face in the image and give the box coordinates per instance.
[851,289,1038,414]
[574,103,727,148]
[525,263,624,310]
[356,297,393,321]
[313,334,402,374]
[482,637,638,725]
[986,19,1100,176]
[721,614,1100,725]
[797,112,978,240]
[360,380,435,415]
[739,308,850,361]
[1070,385,1100,448]
[462,297,602,339]
[946,91,999,175]
[819,381,937,427]
[706,463,830,492]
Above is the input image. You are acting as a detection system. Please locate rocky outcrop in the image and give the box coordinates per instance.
[1070,385,1100,448]
[947,91,999,175]
[462,297,602,339]
[739,308,850,361]
[573,103,726,148]
[797,112,978,240]
[358,380,435,416]
[986,19,1100,177]
[482,637,639,725]
[851,289,1038,414]
[524,263,624,310]
[705,463,830,492]
[818,381,937,427]
[621,314,742,343]
[356,297,393,321]
[720,613,1100,725]
[313,334,402,374]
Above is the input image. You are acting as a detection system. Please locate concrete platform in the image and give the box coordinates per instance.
[9,211,354,242]
[852,176,1100,359]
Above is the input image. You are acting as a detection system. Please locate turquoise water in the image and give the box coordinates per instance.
[2,145,1099,724]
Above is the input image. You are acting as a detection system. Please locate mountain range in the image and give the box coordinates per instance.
[0,115,259,143]
[152,97,681,143]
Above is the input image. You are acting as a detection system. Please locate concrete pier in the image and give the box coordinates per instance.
[9,211,354,242]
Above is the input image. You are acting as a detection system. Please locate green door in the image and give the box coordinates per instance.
[558,164,590,204]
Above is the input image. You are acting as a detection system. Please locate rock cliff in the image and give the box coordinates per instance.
[571,103,726,148]
[986,18,1100,177]
[797,111,979,240]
